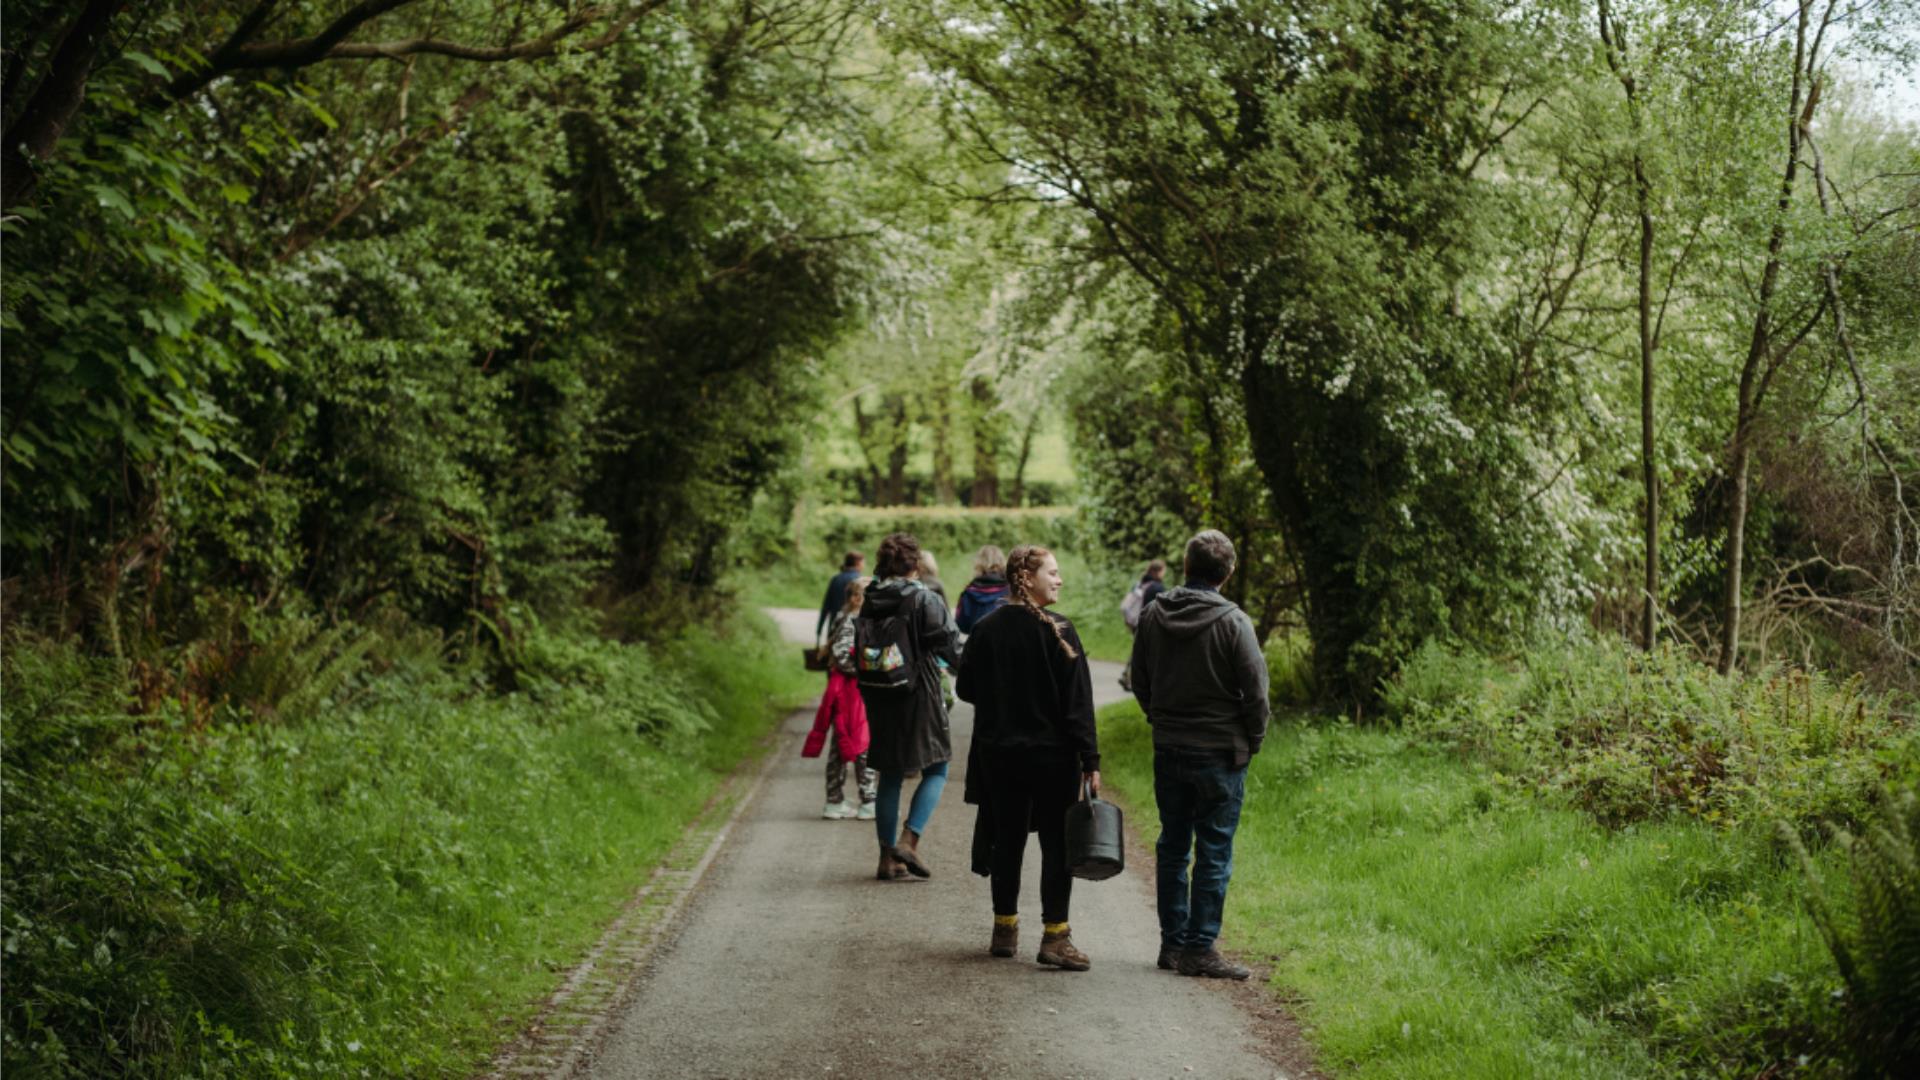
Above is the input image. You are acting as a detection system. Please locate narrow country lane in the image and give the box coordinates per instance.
[577,609,1302,1079]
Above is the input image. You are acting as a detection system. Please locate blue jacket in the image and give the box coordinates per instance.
[955,574,1010,633]
[817,568,861,638]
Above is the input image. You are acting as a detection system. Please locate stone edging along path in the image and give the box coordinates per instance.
[481,707,797,1080]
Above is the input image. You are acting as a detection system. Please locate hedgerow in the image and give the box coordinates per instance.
[1383,639,1917,830]
[1,611,810,1078]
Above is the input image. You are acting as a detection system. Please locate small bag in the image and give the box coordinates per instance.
[1119,582,1146,630]
[802,646,830,672]
[1064,779,1125,881]
[854,592,921,693]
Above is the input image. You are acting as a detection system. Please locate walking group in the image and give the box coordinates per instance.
[805,528,1269,979]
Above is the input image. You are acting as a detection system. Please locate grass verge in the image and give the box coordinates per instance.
[1,610,817,1078]
[1096,700,1862,1078]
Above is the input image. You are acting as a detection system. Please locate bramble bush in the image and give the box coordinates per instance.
[1384,639,1917,830]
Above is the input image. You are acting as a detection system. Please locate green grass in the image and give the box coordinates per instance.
[733,558,828,610]
[1,610,818,1078]
[1096,701,1853,1078]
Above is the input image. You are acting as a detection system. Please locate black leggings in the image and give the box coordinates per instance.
[987,750,1080,924]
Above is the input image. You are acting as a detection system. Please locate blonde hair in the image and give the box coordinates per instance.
[973,545,1006,578]
[918,549,940,577]
[1005,544,1077,659]
[841,576,869,615]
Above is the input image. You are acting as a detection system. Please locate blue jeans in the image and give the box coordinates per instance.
[1154,748,1246,952]
[875,761,949,847]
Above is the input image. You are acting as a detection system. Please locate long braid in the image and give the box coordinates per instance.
[1005,544,1078,660]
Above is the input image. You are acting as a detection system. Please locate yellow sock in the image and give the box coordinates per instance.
[994,914,1018,928]
[1044,921,1069,936]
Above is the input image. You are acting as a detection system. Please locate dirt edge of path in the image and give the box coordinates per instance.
[479,706,801,1080]
[1104,783,1330,1080]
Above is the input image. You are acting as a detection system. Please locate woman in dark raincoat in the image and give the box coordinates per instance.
[857,532,961,880]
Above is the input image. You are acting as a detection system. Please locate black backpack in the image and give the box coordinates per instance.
[855,589,922,692]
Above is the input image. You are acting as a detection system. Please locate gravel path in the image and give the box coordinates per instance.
[578,608,1302,1079]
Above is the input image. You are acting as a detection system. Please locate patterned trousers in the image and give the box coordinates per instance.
[827,741,877,806]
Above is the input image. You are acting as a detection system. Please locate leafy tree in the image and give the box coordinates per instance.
[3,0,893,647]
[892,0,1589,701]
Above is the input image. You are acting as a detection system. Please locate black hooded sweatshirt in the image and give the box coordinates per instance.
[1129,585,1270,763]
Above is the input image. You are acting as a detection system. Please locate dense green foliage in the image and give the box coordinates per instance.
[1098,700,1886,1077]
[1386,640,1917,829]
[2,0,885,643]
[9,2,1909,685]
[1370,635,1919,1070]
[0,613,815,1076]
[5,0,1917,1075]
[1787,790,1920,1075]
[881,0,1919,700]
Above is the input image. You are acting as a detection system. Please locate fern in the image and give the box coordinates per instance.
[275,630,374,722]
[1785,789,1920,1077]
[222,618,372,722]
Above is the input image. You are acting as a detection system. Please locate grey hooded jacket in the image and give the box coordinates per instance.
[1128,586,1270,761]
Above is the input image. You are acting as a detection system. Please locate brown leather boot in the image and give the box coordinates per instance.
[876,846,905,881]
[1177,947,1251,980]
[990,920,1018,958]
[1037,929,1090,971]
[893,827,931,878]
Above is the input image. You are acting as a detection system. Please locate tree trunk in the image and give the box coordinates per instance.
[1007,411,1041,507]
[1720,424,1755,674]
[1,3,76,127]
[931,380,956,504]
[1636,180,1659,652]
[1599,0,1661,651]
[882,394,909,505]
[852,397,883,505]
[1719,2,1815,675]
[968,377,1001,507]
[1241,357,1378,705]
[1,0,127,210]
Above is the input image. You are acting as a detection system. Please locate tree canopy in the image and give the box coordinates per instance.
[4,0,1915,696]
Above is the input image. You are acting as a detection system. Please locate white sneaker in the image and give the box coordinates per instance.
[856,802,876,820]
[822,801,858,820]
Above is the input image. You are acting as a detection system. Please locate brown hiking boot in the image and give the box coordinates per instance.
[876,847,907,881]
[1036,930,1090,971]
[1177,947,1250,980]
[893,827,931,878]
[990,921,1018,958]
[1157,944,1181,971]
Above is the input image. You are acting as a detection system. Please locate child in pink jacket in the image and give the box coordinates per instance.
[804,577,876,819]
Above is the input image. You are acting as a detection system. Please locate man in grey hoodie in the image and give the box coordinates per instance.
[1129,529,1269,980]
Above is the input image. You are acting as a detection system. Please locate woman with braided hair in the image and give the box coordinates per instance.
[955,544,1100,971]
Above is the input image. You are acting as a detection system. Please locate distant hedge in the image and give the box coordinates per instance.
[818,468,1073,509]
[801,504,1087,570]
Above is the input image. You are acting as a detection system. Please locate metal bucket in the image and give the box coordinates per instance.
[1065,782,1125,881]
